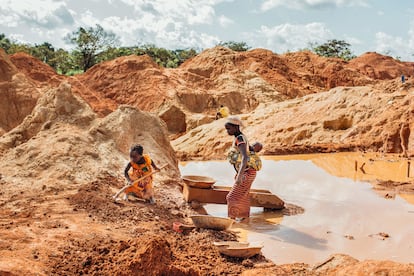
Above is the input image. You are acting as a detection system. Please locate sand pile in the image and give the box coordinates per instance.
[177,47,285,114]
[233,49,364,97]
[0,82,186,274]
[0,49,41,135]
[348,52,414,79]
[0,81,179,185]
[74,55,175,114]
[173,81,414,159]
[9,52,61,84]
[6,48,413,136]
[234,49,414,97]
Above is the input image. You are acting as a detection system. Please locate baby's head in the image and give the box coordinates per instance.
[130,144,143,163]
[252,142,263,153]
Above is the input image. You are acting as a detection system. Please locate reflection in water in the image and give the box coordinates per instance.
[265,152,412,183]
[179,153,414,264]
[399,193,414,205]
[272,225,328,250]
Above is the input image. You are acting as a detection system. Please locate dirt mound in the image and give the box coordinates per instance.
[0,82,183,274]
[48,228,269,276]
[75,54,174,114]
[69,174,185,225]
[173,83,414,159]
[0,49,41,135]
[0,48,17,82]
[179,48,413,100]
[0,80,180,187]
[348,52,414,79]
[46,174,272,276]
[236,49,374,95]
[235,49,332,97]
[9,52,60,84]
[177,47,285,113]
[51,47,414,134]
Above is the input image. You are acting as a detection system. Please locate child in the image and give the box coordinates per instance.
[123,144,159,204]
[230,141,263,172]
[249,142,263,153]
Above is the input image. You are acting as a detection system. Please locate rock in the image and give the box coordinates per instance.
[159,105,187,133]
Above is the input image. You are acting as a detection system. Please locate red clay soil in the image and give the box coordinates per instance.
[0,49,17,82]
[0,49,41,134]
[9,52,62,85]
[180,47,414,99]
[348,52,414,79]
[6,48,414,117]
[47,175,272,276]
[74,54,175,115]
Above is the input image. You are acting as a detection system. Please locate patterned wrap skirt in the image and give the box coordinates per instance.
[226,168,257,219]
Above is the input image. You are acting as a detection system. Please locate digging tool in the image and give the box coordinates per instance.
[113,164,167,200]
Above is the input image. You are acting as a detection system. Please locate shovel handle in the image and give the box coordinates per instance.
[113,164,167,200]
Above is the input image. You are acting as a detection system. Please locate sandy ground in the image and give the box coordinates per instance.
[1,48,414,275]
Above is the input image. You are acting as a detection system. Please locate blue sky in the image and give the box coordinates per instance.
[0,0,413,61]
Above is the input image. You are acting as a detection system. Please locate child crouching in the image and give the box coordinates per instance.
[123,144,159,204]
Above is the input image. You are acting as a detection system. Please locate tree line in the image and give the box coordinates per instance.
[0,24,356,75]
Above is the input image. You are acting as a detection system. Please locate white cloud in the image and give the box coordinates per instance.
[0,14,19,27]
[0,0,74,27]
[218,15,234,27]
[248,22,333,53]
[75,9,219,49]
[261,0,369,11]
[375,22,414,60]
[8,33,27,43]
[117,0,229,25]
[343,35,362,46]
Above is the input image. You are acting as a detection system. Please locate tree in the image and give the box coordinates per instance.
[51,48,76,75]
[7,43,32,55]
[65,24,119,71]
[0,33,12,52]
[31,42,55,64]
[218,41,251,52]
[310,39,356,61]
[174,48,198,65]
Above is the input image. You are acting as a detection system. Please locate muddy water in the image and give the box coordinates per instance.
[179,153,414,264]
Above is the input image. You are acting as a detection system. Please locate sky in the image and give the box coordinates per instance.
[0,0,414,61]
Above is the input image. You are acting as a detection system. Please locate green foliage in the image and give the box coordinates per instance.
[95,45,197,68]
[310,39,356,61]
[31,42,55,64]
[7,43,32,55]
[52,49,77,75]
[218,41,251,52]
[0,33,12,52]
[65,24,120,71]
[174,48,198,64]
[0,29,199,74]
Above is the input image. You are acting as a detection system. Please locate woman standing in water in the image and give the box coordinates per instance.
[224,116,257,222]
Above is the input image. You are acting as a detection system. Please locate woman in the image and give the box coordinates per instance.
[224,116,257,222]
